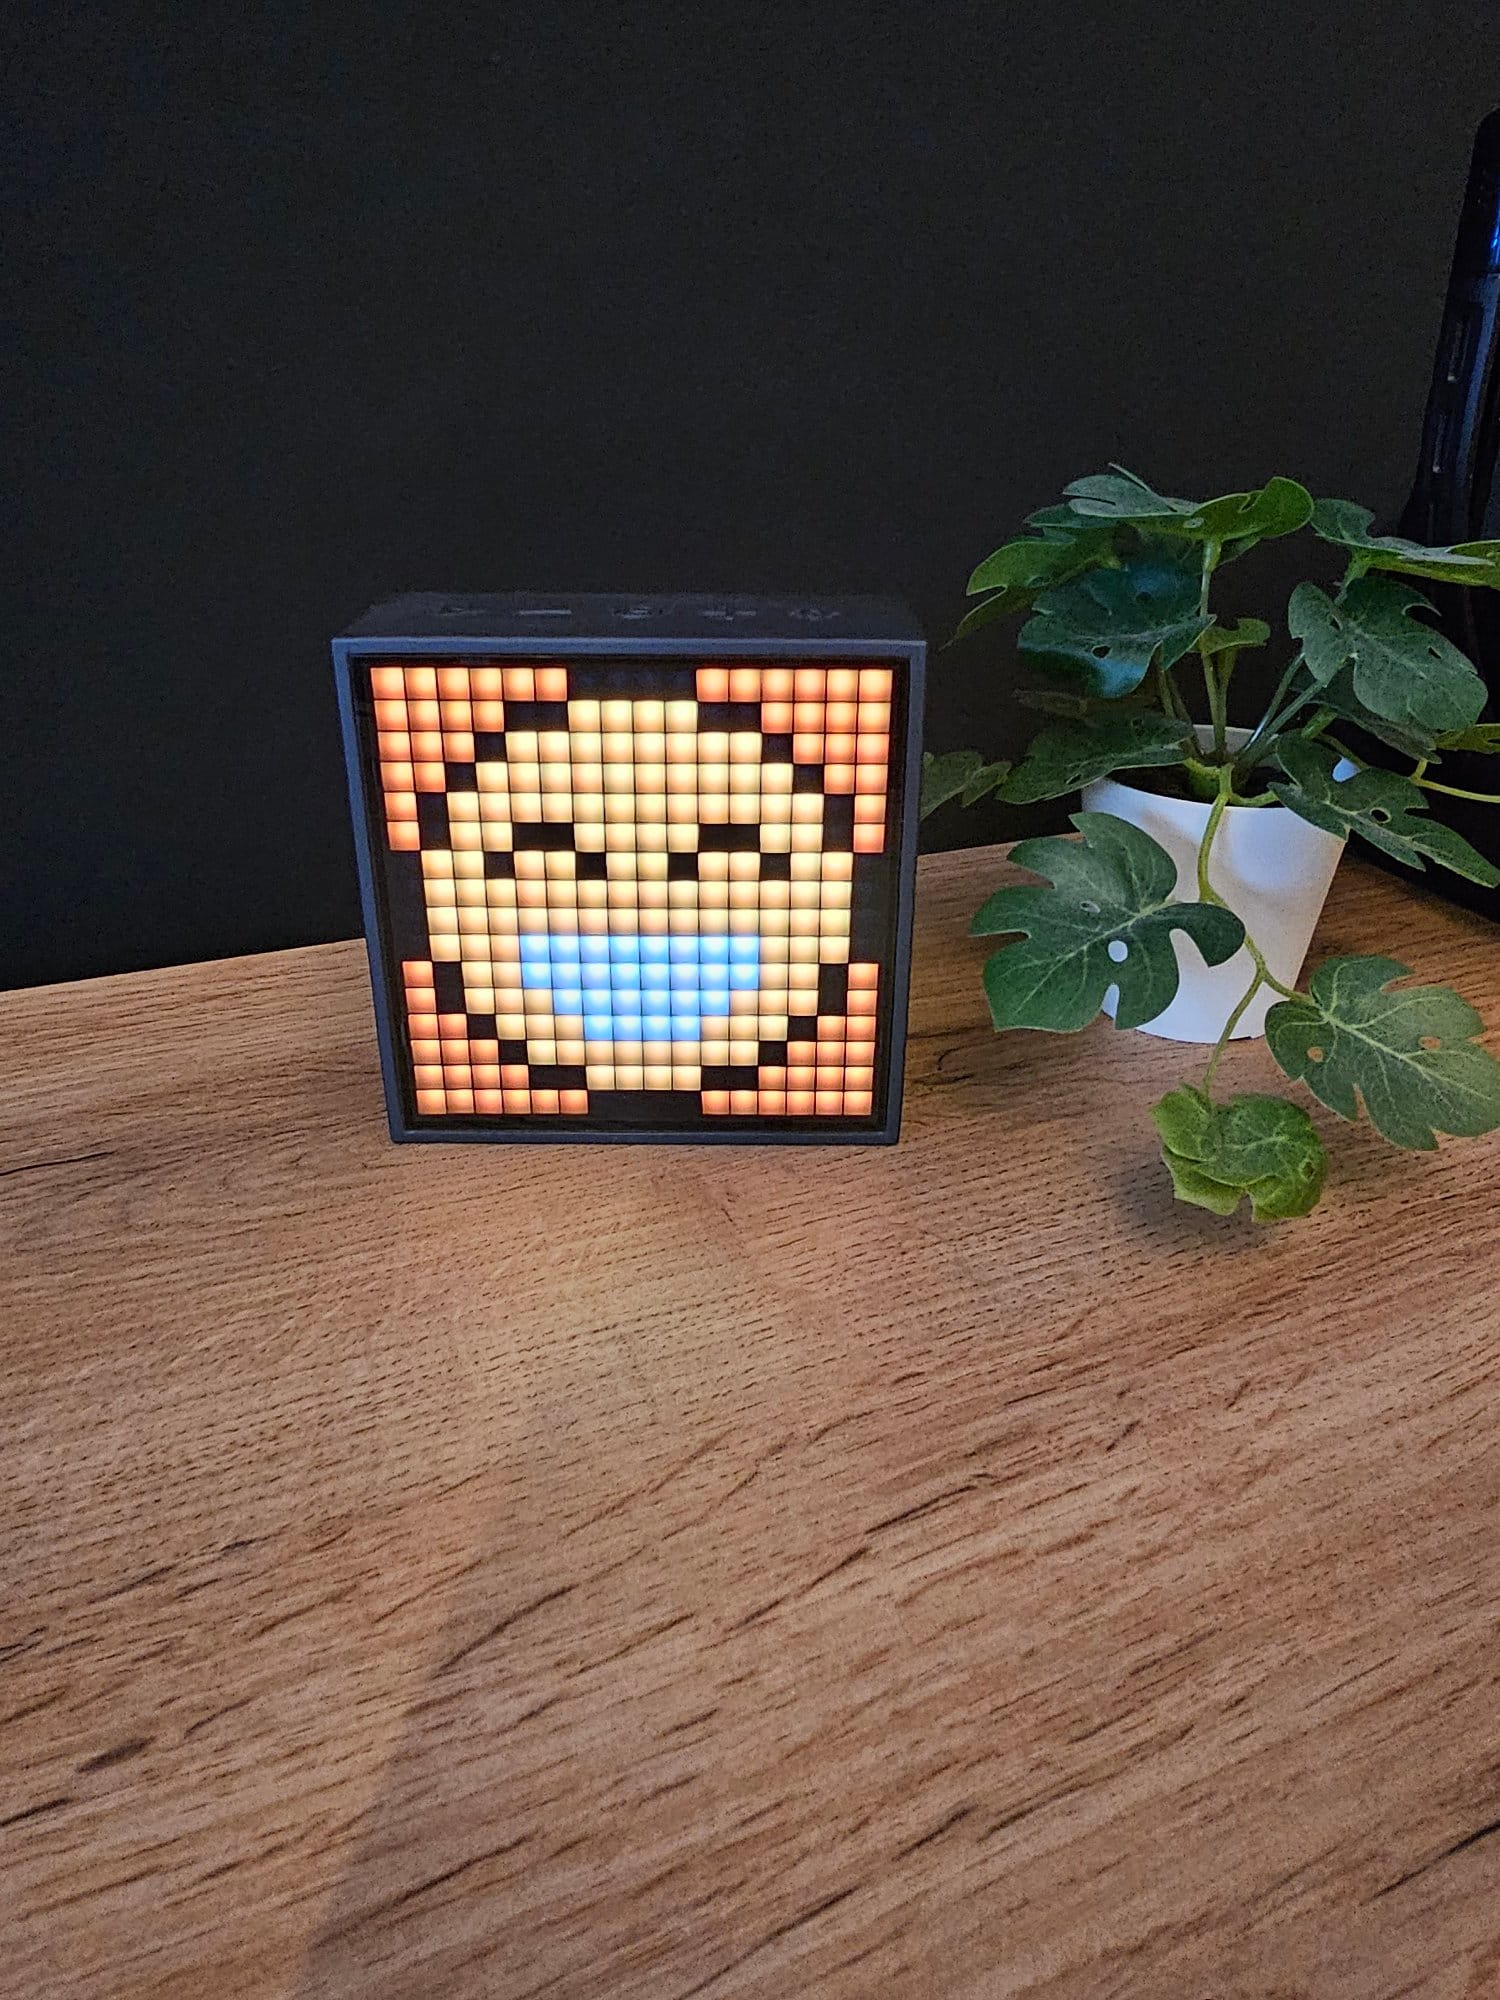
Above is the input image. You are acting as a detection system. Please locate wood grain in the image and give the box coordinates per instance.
[3,846,1500,2000]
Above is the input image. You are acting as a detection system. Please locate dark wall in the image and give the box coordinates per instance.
[9,1,1500,987]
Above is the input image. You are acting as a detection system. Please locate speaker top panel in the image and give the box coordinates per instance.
[337,593,923,650]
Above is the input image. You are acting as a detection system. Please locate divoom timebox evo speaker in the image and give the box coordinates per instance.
[334,595,925,1145]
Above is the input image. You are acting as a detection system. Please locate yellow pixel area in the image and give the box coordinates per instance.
[371,661,893,1118]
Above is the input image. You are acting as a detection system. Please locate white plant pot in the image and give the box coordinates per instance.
[1080,727,1346,1044]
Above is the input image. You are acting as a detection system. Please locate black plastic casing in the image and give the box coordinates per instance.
[1398,109,1500,916]
[332,593,927,1145]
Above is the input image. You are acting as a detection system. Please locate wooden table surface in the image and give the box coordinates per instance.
[5,846,1500,2000]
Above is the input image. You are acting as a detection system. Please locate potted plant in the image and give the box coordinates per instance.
[925,466,1500,1219]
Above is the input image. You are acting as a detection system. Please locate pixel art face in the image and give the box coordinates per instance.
[351,655,913,1137]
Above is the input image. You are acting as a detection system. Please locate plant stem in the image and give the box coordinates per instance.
[1240,936,1297,1001]
[1195,770,1233,903]
[1409,774,1500,803]
[1236,561,1364,781]
[1182,754,1227,800]
[1255,656,1305,737]
[1156,659,1189,721]
[1183,757,1273,806]
[1231,705,1285,780]
[1231,654,1319,785]
[1193,765,1300,1020]
[1240,934,1297,1001]
[1261,685,1322,740]
[1196,541,1225,759]
[1206,657,1229,760]
[1202,966,1264,1092]
[1299,704,1335,739]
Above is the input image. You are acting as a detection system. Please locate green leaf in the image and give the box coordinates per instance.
[970,812,1245,1032]
[1156,1154,1244,1215]
[1293,668,1445,762]
[1286,582,1351,688]
[1271,740,1500,886]
[1063,466,1198,523]
[1014,687,1097,718]
[1152,1086,1328,1220]
[1200,617,1271,661]
[959,763,1011,806]
[1327,576,1487,734]
[920,749,1011,818]
[950,589,1031,646]
[1266,957,1500,1150]
[966,523,1115,597]
[999,711,1193,803]
[1279,584,1445,756]
[1310,498,1500,587]
[1019,551,1211,699]
[1065,467,1312,546]
[1434,721,1500,754]
[1162,478,1313,544]
[1026,504,1097,536]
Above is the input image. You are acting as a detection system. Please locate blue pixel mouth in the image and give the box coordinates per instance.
[519,931,761,1043]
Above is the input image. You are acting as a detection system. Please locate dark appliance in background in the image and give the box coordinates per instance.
[1396,107,1500,915]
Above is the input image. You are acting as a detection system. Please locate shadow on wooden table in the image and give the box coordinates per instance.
[283,1409,976,1999]
[282,853,1500,1999]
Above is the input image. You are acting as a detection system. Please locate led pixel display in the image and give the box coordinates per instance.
[335,598,923,1143]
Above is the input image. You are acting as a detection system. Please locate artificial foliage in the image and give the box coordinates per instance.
[970,816,1245,1033]
[1264,958,1500,1152]
[1151,1086,1327,1221]
[926,466,1500,1220]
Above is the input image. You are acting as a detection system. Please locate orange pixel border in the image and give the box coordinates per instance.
[372,660,895,1121]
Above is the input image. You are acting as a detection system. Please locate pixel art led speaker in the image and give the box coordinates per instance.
[333,595,925,1144]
